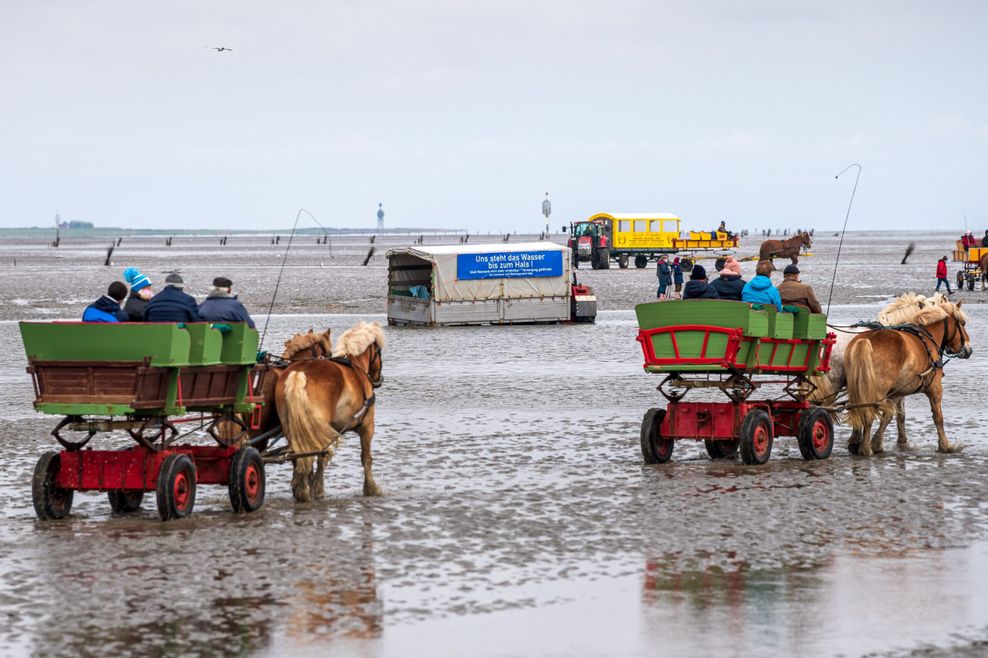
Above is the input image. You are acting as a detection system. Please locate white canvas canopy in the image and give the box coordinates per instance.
[386,242,570,303]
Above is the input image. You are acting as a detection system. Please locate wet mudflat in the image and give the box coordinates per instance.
[2,232,988,657]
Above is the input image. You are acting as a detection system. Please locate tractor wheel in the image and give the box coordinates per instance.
[714,257,726,272]
[229,447,266,513]
[641,408,673,464]
[797,407,834,460]
[590,257,600,270]
[739,409,773,465]
[680,257,694,273]
[156,454,197,521]
[618,254,629,269]
[635,255,648,269]
[596,250,611,269]
[108,490,144,513]
[704,439,739,460]
[32,452,73,520]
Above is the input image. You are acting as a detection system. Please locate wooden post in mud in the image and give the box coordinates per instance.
[362,246,376,266]
[104,243,115,266]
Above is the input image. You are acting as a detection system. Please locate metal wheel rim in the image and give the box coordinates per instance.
[173,471,192,511]
[811,419,830,452]
[244,463,261,503]
[753,424,770,456]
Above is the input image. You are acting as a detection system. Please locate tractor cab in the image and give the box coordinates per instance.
[566,219,612,269]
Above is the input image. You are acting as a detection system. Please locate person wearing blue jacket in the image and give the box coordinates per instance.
[741,260,783,311]
[145,272,201,323]
[82,281,129,322]
[198,276,256,328]
[656,255,673,299]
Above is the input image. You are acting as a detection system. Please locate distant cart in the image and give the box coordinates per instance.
[953,243,986,291]
[386,242,596,326]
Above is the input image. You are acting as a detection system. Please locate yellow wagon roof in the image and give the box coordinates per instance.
[588,212,681,221]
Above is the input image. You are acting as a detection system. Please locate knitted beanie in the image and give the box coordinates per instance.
[123,267,151,292]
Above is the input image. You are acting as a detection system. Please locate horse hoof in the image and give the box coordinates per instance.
[938,443,966,454]
[363,483,382,497]
[897,442,919,452]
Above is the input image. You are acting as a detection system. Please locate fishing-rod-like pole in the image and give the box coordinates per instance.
[826,163,862,315]
[259,208,329,350]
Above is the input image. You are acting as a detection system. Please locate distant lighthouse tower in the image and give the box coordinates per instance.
[377,203,385,230]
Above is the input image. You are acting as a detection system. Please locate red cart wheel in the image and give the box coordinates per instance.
[32,452,73,520]
[108,490,145,513]
[156,454,197,521]
[704,439,739,460]
[641,408,673,464]
[797,407,834,460]
[739,409,773,465]
[229,447,266,513]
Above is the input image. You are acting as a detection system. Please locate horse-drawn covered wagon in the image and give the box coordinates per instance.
[953,243,987,291]
[22,321,270,520]
[636,300,836,464]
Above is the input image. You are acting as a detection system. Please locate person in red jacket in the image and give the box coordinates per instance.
[961,231,977,250]
[936,255,953,294]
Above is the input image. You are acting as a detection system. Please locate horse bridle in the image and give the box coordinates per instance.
[367,344,384,388]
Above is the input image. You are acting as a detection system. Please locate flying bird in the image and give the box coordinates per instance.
[208,46,233,52]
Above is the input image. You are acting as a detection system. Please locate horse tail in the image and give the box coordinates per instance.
[846,337,882,432]
[280,370,342,458]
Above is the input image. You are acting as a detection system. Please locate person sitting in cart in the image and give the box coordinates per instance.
[777,264,822,313]
[82,281,129,322]
[981,230,988,248]
[741,260,783,311]
[961,230,977,251]
[122,267,153,321]
[682,264,719,299]
[712,220,732,239]
[198,276,255,328]
[145,272,201,323]
[710,257,746,300]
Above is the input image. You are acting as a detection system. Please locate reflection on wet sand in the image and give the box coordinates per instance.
[286,517,382,642]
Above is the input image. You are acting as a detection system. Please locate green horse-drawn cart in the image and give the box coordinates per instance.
[22,321,270,520]
[635,300,836,464]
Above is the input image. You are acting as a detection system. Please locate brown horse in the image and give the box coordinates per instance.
[808,293,947,452]
[276,321,385,502]
[215,329,332,444]
[845,300,972,456]
[759,231,812,265]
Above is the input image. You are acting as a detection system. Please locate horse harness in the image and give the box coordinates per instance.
[327,347,382,429]
[857,317,961,382]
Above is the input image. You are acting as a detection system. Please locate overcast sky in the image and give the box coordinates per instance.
[1,1,986,232]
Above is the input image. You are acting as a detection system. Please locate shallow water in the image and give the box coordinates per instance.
[1,232,988,657]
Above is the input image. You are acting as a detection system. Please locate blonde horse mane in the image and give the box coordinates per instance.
[332,321,386,358]
[282,329,333,360]
[876,292,947,326]
[910,300,967,327]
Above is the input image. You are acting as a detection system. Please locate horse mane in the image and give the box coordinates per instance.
[877,292,937,325]
[911,300,967,327]
[332,321,386,358]
[282,329,332,360]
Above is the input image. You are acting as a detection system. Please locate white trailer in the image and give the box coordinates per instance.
[386,242,594,326]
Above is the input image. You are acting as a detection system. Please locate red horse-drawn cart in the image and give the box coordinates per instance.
[636,300,836,464]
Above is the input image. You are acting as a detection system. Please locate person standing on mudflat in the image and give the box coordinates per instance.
[672,257,684,299]
[146,272,201,322]
[198,276,255,328]
[935,255,953,295]
[656,255,672,299]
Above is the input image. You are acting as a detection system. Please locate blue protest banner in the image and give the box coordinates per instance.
[456,250,563,280]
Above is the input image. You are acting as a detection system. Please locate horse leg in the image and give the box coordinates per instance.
[871,406,894,454]
[292,456,314,502]
[894,398,916,451]
[310,453,327,499]
[927,379,963,453]
[357,417,381,497]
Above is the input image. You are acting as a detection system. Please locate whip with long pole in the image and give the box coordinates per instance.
[826,163,862,315]
[259,208,330,350]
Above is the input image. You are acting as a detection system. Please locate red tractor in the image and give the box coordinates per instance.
[566,219,610,269]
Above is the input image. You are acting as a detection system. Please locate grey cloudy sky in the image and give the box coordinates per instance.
[1,1,986,232]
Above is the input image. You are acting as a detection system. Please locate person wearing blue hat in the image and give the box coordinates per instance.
[122,267,153,321]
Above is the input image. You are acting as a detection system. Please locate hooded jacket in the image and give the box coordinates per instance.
[198,292,255,328]
[741,275,783,311]
[683,279,719,299]
[656,261,672,287]
[82,295,128,323]
[672,262,684,284]
[710,274,746,301]
[936,260,948,279]
[145,285,201,323]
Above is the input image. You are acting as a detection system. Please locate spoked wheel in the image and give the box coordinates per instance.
[32,452,73,520]
[641,408,673,464]
[635,255,648,269]
[797,407,834,460]
[704,439,740,460]
[739,409,774,465]
[108,490,145,513]
[229,447,266,513]
[156,454,197,521]
[618,254,629,269]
